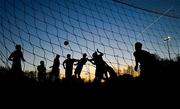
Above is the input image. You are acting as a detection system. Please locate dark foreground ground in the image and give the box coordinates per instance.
[0,70,179,108]
[1,57,180,106]
[0,69,179,97]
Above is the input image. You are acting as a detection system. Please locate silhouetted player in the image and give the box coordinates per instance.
[63,54,78,79]
[89,49,107,82]
[105,63,117,79]
[37,61,46,82]
[96,49,108,80]
[133,42,154,79]
[49,54,60,81]
[8,45,25,74]
[74,53,88,79]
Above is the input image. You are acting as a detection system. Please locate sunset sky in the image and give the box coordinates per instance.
[0,0,180,80]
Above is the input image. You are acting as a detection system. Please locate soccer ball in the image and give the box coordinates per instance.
[64,41,69,46]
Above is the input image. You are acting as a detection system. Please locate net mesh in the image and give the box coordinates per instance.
[0,0,180,80]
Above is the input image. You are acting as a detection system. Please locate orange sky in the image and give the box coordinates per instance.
[56,64,140,82]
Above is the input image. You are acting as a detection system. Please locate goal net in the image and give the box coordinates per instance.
[0,0,180,80]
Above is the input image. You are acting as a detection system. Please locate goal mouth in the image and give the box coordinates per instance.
[0,0,180,81]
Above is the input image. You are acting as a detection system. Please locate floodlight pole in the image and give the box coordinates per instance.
[164,36,171,60]
[167,40,171,60]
